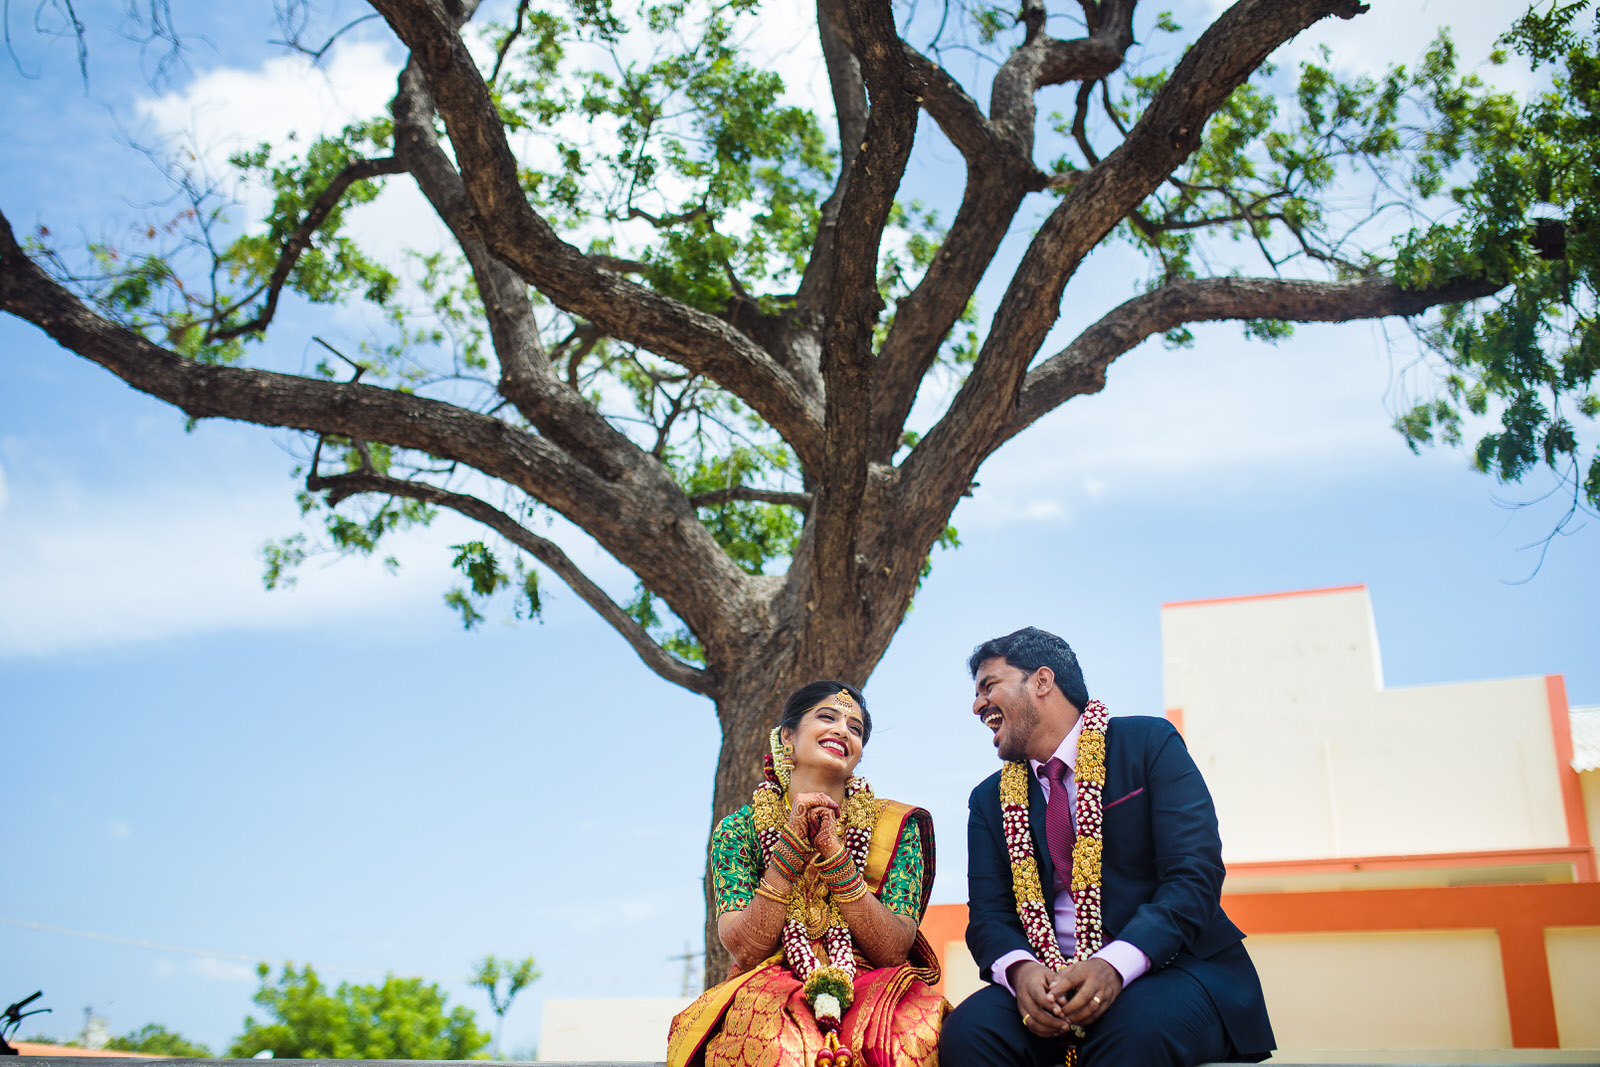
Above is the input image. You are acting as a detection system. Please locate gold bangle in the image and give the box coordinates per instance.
[831,876,870,903]
[753,879,790,905]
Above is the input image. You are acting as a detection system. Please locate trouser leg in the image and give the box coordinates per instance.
[939,983,1065,1067]
[1078,966,1231,1067]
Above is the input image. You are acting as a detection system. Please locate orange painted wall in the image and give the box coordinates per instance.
[921,882,1600,1048]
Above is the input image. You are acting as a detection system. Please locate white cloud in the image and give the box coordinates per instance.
[1181,0,1543,98]
[190,957,257,983]
[133,39,455,281]
[0,470,467,658]
[136,40,401,182]
[954,314,1466,530]
[108,819,132,839]
[0,455,9,513]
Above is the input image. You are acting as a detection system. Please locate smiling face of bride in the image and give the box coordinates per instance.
[776,680,872,785]
[783,696,867,779]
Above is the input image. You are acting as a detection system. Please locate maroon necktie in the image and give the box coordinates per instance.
[1042,756,1076,897]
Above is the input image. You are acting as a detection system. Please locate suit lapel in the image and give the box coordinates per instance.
[1027,769,1055,893]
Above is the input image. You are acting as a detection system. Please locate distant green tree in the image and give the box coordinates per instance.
[468,955,540,1058]
[106,1024,212,1058]
[227,963,489,1060]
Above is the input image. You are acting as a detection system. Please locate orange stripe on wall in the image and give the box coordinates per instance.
[1226,845,1593,879]
[1546,674,1595,880]
[1220,881,1600,933]
[917,902,968,998]
[1499,923,1561,1049]
[1165,707,1184,737]
[1162,584,1365,610]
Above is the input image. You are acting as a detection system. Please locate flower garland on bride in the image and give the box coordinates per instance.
[999,697,1110,1066]
[751,726,880,1067]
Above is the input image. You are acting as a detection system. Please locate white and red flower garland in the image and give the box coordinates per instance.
[999,697,1110,1047]
[752,726,877,1041]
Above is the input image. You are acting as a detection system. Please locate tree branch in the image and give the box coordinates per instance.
[794,0,869,315]
[988,0,1137,150]
[486,0,531,85]
[1034,0,1137,88]
[906,0,1373,512]
[865,0,1140,459]
[208,155,406,343]
[805,0,922,626]
[0,205,753,645]
[1009,274,1505,436]
[389,55,632,484]
[365,0,826,470]
[689,487,813,510]
[306,468,717,696]
[899,44,999,163]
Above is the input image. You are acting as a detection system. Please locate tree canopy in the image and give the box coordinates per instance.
[227,963,489,1059]
[105,1023,213,1058]
[2,0,1595,975]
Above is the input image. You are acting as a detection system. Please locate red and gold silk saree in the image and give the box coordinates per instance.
[667,800,947,1067]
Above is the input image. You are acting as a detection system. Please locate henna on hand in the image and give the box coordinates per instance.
[788,791,840,844]
[717,868,793,973]
[833,888,918,967]
[812,807,844,856]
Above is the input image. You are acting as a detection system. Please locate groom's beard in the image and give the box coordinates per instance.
[996,701,1038,762]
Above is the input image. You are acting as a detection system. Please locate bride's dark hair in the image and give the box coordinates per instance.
[778,680,872,746]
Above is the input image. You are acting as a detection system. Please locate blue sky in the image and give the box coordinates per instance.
[3,0,1597,1057]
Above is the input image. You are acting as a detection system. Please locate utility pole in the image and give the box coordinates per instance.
[669,943,703,997]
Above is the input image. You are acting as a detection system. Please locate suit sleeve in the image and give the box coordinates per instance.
[964,785,1034,983]
[1114,723,1229,968]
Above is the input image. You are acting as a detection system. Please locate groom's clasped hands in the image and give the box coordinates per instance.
[1013,958,1124,1038]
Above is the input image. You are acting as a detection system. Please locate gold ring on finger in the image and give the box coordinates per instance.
[1021,1012,1031,1028]
[1091,995,1102,1005]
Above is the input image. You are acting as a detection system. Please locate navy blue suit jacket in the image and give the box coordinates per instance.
[965,714,1274,1056]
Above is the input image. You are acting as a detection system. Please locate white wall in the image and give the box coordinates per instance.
[538,997,692,1061]
[1162,587,1569,863]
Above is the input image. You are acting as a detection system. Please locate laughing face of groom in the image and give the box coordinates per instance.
[970,626,1088,762]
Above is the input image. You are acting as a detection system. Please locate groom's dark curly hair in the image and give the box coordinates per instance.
[967,627,1089,711]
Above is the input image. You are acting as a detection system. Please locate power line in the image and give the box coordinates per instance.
[0,916,458,983]
[666,942,702,997]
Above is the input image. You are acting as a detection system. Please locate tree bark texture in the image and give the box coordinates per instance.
[2,0,1504,988]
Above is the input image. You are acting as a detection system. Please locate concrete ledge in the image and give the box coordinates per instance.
[8,1062,664,1067]
[14,1055,1600,1066]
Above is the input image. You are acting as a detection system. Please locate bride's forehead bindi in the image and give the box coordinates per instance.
[808,702,863,728]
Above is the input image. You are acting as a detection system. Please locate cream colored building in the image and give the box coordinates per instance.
[537,997,692,1062]
[1154,585,1598,1052]
[1164,585,1591,887]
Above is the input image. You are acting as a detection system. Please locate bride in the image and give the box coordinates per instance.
[669,681,947,1067]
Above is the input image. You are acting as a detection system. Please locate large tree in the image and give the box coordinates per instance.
[2,0,1594,974]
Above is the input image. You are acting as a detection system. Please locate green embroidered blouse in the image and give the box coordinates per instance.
[711,803,926,920]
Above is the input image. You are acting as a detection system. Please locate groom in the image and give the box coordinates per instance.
[940,627,1274,1067]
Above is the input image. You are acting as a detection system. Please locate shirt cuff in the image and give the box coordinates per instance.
[990,949,1038,996]
[1091,940,1151,988]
